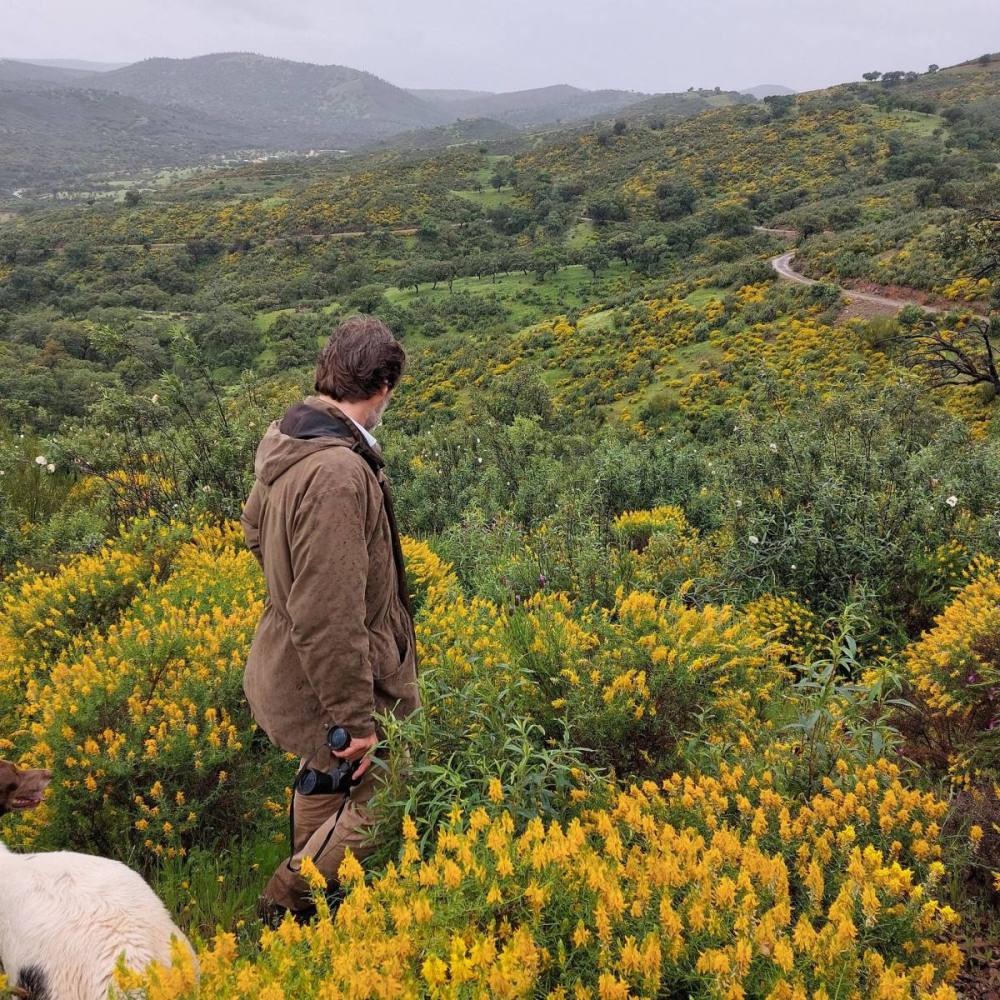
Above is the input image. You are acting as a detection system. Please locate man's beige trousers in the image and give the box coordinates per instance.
[263,761,380,912]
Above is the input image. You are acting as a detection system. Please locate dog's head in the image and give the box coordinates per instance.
[0,760,52,816]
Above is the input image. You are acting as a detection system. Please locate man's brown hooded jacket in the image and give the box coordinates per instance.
[241,395,419,759]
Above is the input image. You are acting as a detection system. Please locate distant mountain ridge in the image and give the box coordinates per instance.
[0,83,248,192]
[0,58,96,87]
[84,52,450,147]
[366,116,521,153]
[407,88,495,104]
[19,58,130,72]
[0,52,676,192]
[741,84,796,99]
[0,50,760,194]
[429,84,649,126]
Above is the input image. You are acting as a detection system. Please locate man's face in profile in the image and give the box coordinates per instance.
[369,384,393,430]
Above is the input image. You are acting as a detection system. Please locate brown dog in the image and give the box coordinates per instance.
[0,761,52,817]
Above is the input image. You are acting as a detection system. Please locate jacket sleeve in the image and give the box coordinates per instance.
[285,475,375,738]
[240,480,265,569]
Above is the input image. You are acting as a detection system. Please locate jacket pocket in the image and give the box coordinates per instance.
[371,614,403,683]
[395,624,410,670]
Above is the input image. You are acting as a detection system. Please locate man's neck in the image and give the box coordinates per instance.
[315,393,380,453]
[317,393,374,432]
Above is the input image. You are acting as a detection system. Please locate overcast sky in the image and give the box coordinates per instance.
[4,0,999,94]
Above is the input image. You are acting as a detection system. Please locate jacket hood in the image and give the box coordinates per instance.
[253,396,383,486]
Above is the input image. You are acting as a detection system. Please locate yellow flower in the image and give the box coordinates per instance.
[421,955,448,987]
[488,777,504,804]
[337,849,365,885]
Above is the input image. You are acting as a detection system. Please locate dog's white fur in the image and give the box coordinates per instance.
[0,841,197,1000]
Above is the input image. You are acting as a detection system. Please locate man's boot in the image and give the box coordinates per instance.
[256,894,317,930]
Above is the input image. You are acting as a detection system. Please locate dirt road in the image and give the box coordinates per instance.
[770,250,948,315]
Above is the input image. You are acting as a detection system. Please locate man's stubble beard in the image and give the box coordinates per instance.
[368,395,391,431]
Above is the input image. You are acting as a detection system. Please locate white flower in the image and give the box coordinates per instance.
[734,499,743,509]
[791,564,797,570]
[477,456,483,464]
[35,455,46,465]
[749,534,759,545]
[202,485,211,493]
[945,495,958,508]
[769,443,778,453]
[46,463,55,473]
[151,393,159,404]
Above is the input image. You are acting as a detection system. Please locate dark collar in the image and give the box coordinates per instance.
[279,399,385,472]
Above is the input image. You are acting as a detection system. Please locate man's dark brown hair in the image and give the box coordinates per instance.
[314,315,406,401]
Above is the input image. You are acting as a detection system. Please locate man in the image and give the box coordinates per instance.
[240,314,419,922]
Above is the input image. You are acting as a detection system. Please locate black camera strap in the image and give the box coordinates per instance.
[284,749,353,877]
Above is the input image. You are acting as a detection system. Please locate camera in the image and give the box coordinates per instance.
[294,726,361,796]
[296,758,358,796]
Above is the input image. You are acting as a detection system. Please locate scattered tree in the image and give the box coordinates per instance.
[531,245,564,283]
[890,309,999,395]
[580,244,610,280]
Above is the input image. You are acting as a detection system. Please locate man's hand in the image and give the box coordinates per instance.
[333,731,379,780]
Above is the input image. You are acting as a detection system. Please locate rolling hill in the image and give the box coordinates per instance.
[429,84,650,126]
[364,116,521,153]
[0,53,671,194]
[84,52,451,148]
[741,83,796,99]
[0,85,249,192]
[0,58,97,87]
[18,57,130,72]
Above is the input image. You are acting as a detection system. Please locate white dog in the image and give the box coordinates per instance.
[0,763,197,1000]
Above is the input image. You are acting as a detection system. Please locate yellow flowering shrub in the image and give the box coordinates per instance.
[0,514,194,664]
[611,505,691,550]
[609,505,716,599]
[402,537,461,613]
[940,276,992,302]
[0,507,986,997]
[902,556,1000,778]
[506,588,782,774]
[116,758,961,1000]
[1,519,288,859]
[744,594,823,665]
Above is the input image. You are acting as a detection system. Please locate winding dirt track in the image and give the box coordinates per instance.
[769,250,946,315]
